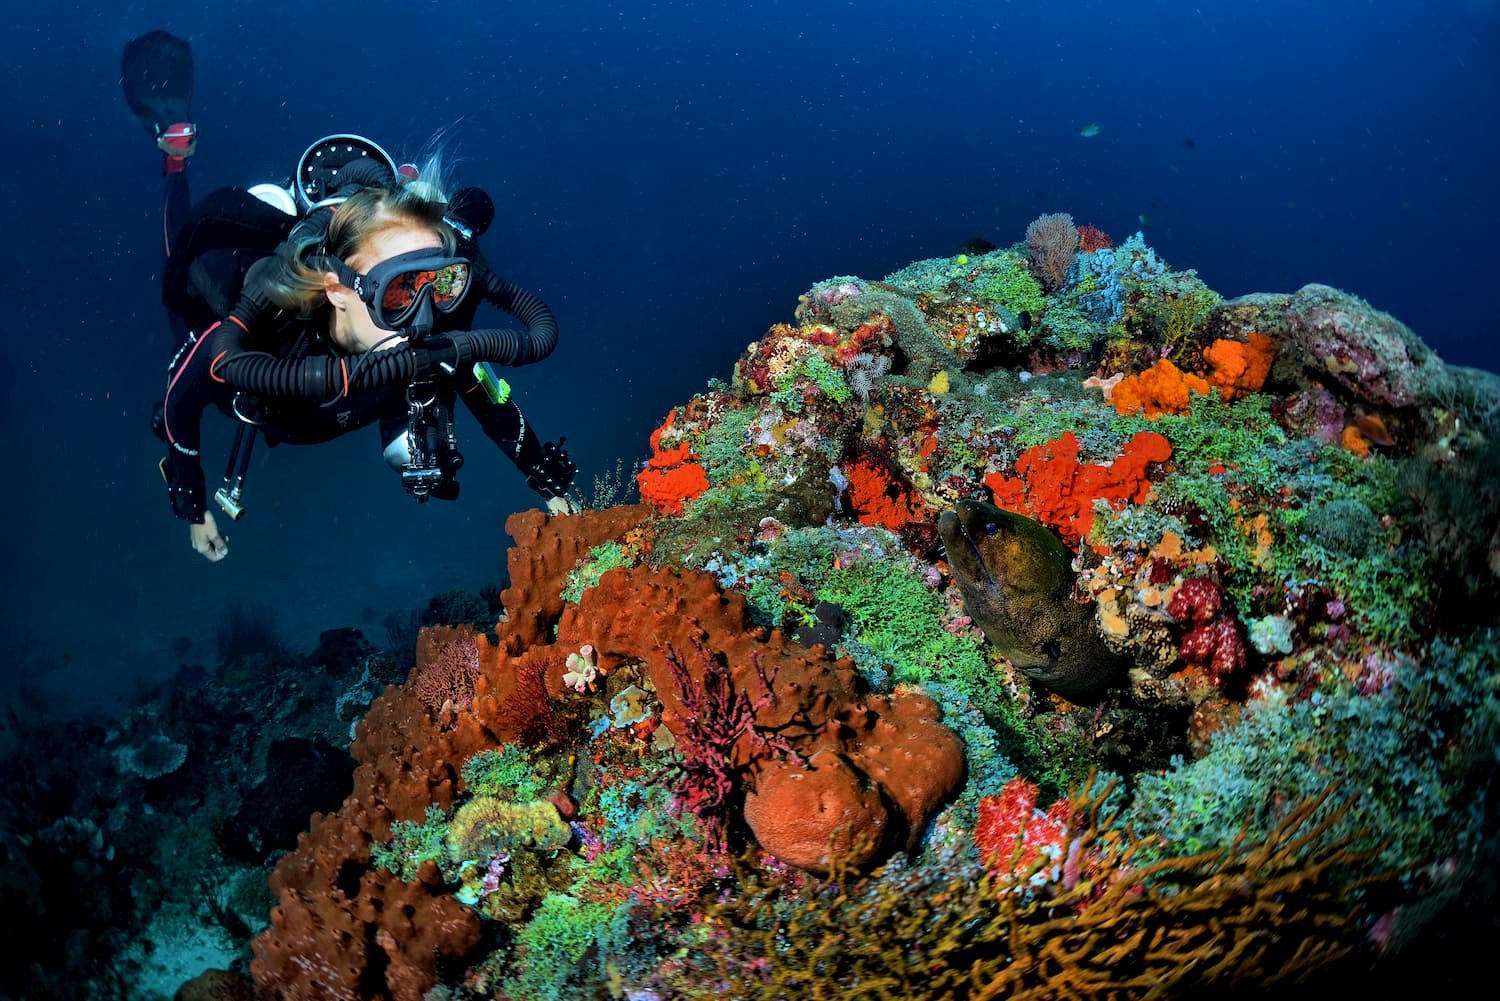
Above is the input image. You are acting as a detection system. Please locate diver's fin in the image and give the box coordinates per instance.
[120,30,194,140]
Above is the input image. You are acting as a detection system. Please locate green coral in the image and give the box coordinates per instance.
[997,376,1145,454]
[1135,269,1221,353]
[773,350,851,408]
[1036,298,1108,354]
[581,779,679,854]
[737,526,847,630]
[1303,498,1384,559]
[370,804,449,882]
[821,558,986,688]
[1127,631,1500,877]
[461,745,560,802]
[501,893,636,1001]
[447,796,572,862]
[973,250,1048,322]
[561,541,630,603]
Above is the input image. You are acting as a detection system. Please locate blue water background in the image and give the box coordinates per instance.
[1,0,1496,717]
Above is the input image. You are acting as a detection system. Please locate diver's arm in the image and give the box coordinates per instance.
[159,317,248,522]
[454,376,577,505]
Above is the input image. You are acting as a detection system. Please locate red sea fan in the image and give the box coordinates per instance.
[414,635,481,717]
[654,637,803,852]
[1077,223,1113,253]
[497,650,578,749]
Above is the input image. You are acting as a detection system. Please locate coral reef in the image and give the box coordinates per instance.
[249,503,965,996]
[700,776,1389,1000]
[14,218,1495,1000]
[195,225,1500,997]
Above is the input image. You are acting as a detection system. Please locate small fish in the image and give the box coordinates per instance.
[1138,212,1152,227]
[1079,123,1102,138]
[1352,414,1395,447]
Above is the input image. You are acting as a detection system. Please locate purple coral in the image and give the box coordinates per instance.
[816,279,863,305]
[415,637,481,717]
[655,637,804,851]
[1025,212,1079,292]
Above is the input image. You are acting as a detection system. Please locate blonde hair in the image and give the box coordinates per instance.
[264,151,456,311]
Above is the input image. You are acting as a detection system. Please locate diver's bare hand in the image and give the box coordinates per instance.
[189,512,229,562]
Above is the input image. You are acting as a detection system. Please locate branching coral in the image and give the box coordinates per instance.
[653,637,799,851]
[412,628,482,718]
[697,777,1387,1000]
[1026,212,1080,293]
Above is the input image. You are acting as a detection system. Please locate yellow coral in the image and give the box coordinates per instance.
[446,796,571,862]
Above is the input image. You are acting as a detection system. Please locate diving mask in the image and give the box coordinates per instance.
[315,249,473,334]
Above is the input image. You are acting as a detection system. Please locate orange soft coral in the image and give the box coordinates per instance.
[636,410,710,516]
[843,453,926,531]
[1077,224,1113,253]
[1203,331,1276,400]
[984,431,1173,544]
[1113,334,1277,417]
[1111,359,1211,417]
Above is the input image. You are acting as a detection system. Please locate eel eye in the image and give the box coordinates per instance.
[1042,639,1062,660]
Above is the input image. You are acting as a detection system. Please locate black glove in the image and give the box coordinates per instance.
[526,438,576,499]
[151,403,207,521]
[229,256,281,333]
[159,452,207,522]
[446,186,495,239]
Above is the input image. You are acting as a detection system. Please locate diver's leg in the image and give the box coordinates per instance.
[161,169,192,344]
[163,170,190,262]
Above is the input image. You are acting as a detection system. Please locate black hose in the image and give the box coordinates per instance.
[214,325,555,399]
[212,257,560,400]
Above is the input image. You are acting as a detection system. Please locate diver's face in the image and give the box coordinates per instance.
[324,225,443,353]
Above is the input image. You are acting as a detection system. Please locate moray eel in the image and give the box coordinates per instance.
[938,499,1125,703]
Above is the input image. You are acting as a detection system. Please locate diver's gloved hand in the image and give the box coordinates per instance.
[160,452,206,522]
[446,186,495,239]
[526,437,577,500]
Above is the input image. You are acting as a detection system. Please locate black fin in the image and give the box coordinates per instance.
[121,30,194,137]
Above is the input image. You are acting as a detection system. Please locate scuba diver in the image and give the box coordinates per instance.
[121,30,579,563]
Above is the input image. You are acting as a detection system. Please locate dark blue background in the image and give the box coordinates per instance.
[3,0,1496,718]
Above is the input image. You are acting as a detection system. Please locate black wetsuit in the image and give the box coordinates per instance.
[155,173,567,522]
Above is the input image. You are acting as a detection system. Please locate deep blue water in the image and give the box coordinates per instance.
[2,0,1496,719]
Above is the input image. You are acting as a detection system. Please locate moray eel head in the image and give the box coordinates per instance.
[938,499,1125,703]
